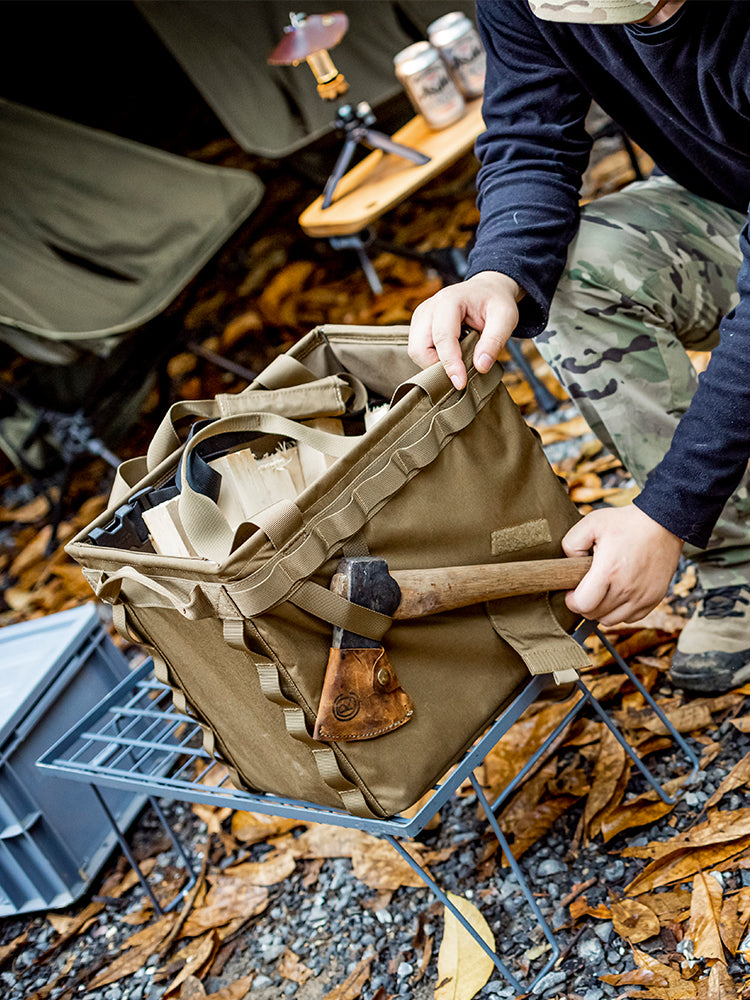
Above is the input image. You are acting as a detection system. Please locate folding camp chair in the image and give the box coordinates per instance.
[39,621,699,994]
[0,97,263,524]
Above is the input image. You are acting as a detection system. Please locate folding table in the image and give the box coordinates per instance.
[38,621,698,994]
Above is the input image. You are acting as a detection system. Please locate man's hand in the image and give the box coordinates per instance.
[562,504,684,626]
[409,271,523,389]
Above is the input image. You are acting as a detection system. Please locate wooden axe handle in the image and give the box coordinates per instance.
[389,556,593,619]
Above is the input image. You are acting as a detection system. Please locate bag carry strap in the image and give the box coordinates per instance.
[177,411,362,562]
[145,367,367,473]
[222,619,378,818]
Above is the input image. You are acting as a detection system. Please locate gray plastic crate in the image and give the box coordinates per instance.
[0,604,146,915]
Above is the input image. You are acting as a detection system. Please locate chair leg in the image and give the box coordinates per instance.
[90,786,197,915]
[594,628,700,803]
[383,765,567,993]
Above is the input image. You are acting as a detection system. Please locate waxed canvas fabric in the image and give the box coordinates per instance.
[68,325,585,818]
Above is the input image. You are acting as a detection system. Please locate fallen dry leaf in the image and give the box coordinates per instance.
[706,751,750,810]
[672,564,697,598]
[701,961,739,1000]
[277,948,315,985]
[165,932,217,996]
[0,494,50,523]
[626,835,750,896]
[599,778,685,844]
[178,974,206,999]
[224,851,297,885]
[610,897,661,944]
[351,839,427,891]
[435,893,495,1000]
[231,811,301,844]
[637,887,691,925]
[179,878,268,937]
[584,726,630,839]
[685,871,724,961]
[0,930,28,968]
[719,886,750,955]
[537,415,591,445]
[321,954,374,1000]
[202,976,254,1000]
[88,914,177,989]
[600,945,697,996]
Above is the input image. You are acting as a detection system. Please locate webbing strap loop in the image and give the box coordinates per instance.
[221,618,376,818]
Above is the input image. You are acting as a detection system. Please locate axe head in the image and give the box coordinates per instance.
[314,556,414,742]
[313,646,414,741]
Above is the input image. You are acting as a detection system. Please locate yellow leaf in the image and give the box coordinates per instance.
[435,893,496,1000]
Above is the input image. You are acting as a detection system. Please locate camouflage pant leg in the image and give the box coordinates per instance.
[535,174,750,587]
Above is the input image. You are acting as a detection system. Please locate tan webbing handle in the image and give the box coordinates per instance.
[177,411,363,561]
[145,373,366,474]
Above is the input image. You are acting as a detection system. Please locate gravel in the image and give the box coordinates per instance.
[3,720,750,1000]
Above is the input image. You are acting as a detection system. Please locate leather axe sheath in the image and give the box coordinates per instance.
[313,554,592,742]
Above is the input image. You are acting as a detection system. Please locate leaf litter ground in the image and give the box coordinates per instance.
[1,117,749,1000]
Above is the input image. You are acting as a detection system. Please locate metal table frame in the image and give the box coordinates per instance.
[38,623,698,993]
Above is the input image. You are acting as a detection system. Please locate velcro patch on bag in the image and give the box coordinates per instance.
[491,518,552,556]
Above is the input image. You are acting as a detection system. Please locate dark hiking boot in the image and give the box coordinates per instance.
[669,585,750,692]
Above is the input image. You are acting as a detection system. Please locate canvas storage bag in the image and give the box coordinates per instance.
[67,324,589,819]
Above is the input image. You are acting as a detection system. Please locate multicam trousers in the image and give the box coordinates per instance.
[535,174,750,587]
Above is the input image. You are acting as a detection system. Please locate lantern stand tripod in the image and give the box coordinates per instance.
[268,11,430,209]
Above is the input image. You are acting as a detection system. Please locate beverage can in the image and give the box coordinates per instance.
[427,11,486,99]
[393,41,465,129]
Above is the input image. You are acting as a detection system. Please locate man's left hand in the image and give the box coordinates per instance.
[562,504,684,626]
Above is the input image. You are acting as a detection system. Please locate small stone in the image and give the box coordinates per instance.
[577,936,605,965]
[253,976,274,990]
[532,970,567,995]
[604,860,625,882]
[537,858,567,878]
[284,985,299,996]
[583,989,605,1000]
[594,921,614,944]
[261,941,287,962]
[375,909,392,924]
[684,791,701,807]
[397,963,413,979]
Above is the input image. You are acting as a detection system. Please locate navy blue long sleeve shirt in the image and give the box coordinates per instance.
[467,0,750,549]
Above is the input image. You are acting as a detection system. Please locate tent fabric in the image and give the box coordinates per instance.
[0,98,264,364]
[136,1,479,159]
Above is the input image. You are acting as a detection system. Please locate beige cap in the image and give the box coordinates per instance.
[528,0,663,23]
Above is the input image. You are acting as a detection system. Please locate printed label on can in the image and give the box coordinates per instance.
[440,33,486,99]
[402,61,465,129]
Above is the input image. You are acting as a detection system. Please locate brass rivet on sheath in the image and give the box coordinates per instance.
[377,667,390,687]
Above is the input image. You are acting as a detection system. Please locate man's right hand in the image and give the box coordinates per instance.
[408,270,524,389]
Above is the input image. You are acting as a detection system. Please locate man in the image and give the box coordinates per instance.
[408,0,750,692]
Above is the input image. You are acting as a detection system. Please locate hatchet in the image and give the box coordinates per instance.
[313,554,592,742]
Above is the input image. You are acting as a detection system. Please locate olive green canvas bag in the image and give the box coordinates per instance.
[67,324,588,819]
